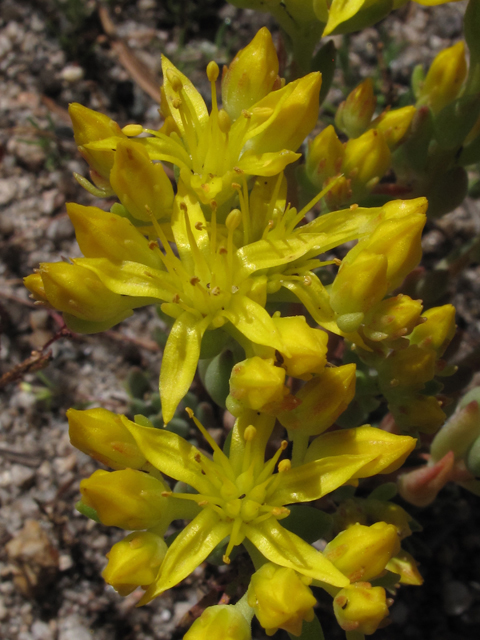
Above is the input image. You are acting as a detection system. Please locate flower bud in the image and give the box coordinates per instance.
[277,364,356,436]
[386,549,423,586]
[333,583,389,635]
[80,468,168,530]
[417,41,467,114]
[330,251,388,332]
[430,399,480,462]
[272,316,328,379]
[247,563,316,637]
[363,295,423,342]
[324,522,400,583]
[382,346,436,389]
[370,106,416,149]
[110,140,174,222]
[408,304,456,357]
[247,72,322,154]
[336,78,377,139]
[359,212,426,291]
[69,103,126,182]
[102,531,167,596]
[221,27,279,121]
[66,203,163,269]
[324,174,352,210]
[24,273,48,304]
[36,261,138,331]
[342,129,391,193]
[184,605,251,640]
[226,357,286,416]
[391,394,446,435]
[306,125,345,189]
[67,408,147,470]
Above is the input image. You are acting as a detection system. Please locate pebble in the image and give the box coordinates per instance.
[443,580,473,616]
[0,178,17,206]
[58,615,92,640]
[45,215,74,241]
[7,138,46,172]
[10,465,36,489]
[60,65,84,83]
[31,620,54,640]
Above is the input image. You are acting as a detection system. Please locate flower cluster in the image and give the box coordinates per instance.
[22,15,467,639]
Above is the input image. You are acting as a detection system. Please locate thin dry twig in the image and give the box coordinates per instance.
[98,5,161,103]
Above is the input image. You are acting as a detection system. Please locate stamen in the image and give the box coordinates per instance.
[166,69,183,92]
[256,440,288,485]
[223,517,244,564]
[289,175,345,232]
[278,459,291,473]
[185,408,233,476]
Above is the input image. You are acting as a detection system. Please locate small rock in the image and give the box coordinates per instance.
[45,216,74,241]
[0,596,7,620]
[0,178,17,206]
[58,554,73,572]
[10,464,36,489]
[443,580,473,616]
[31,621,53,640]
[6,520,59,598]
[58,615,92,640]
[29,310,50,331]
[60,65,84,83]
[7,138,46,172]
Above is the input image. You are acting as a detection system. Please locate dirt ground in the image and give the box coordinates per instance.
[1,1,480,639]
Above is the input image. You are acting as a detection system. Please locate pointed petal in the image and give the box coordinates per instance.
[122,418,214,494]
[280,273,338,332]
[139,509,231,604]
[305,426,416,476]
[236,150,301,176]
[237,235,325,278]
[160,311,211,424]
[270,454,378,506]
[244,519,348,587]
[161,55,209,135]
[74,258,175,300]
[223,295,285,352]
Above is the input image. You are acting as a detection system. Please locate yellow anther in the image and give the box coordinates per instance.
[226,208,242,231]
[218,109,231,134]
[303,275,312,286]
[278,459,291,473]
[244,425,257,442]
[207,61,219,83]
[195,222,204,230]
[166,69,183,92]
[171,97,182,109]
[222,554,231,565]
[190,277,200,285]
[280,440,288,451]
[121,123,143,136]
[242,109,252,119]
[231,182,241,190]
[161,491,172,497]
[233,166,244,174]
[186,407,194,418]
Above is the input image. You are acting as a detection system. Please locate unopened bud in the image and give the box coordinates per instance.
[336,78,377,139]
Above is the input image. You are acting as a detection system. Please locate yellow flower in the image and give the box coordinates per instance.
[83,30,321,207]
[247,563,316,636]
[69,405,417,605]
[227,356,288,416]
